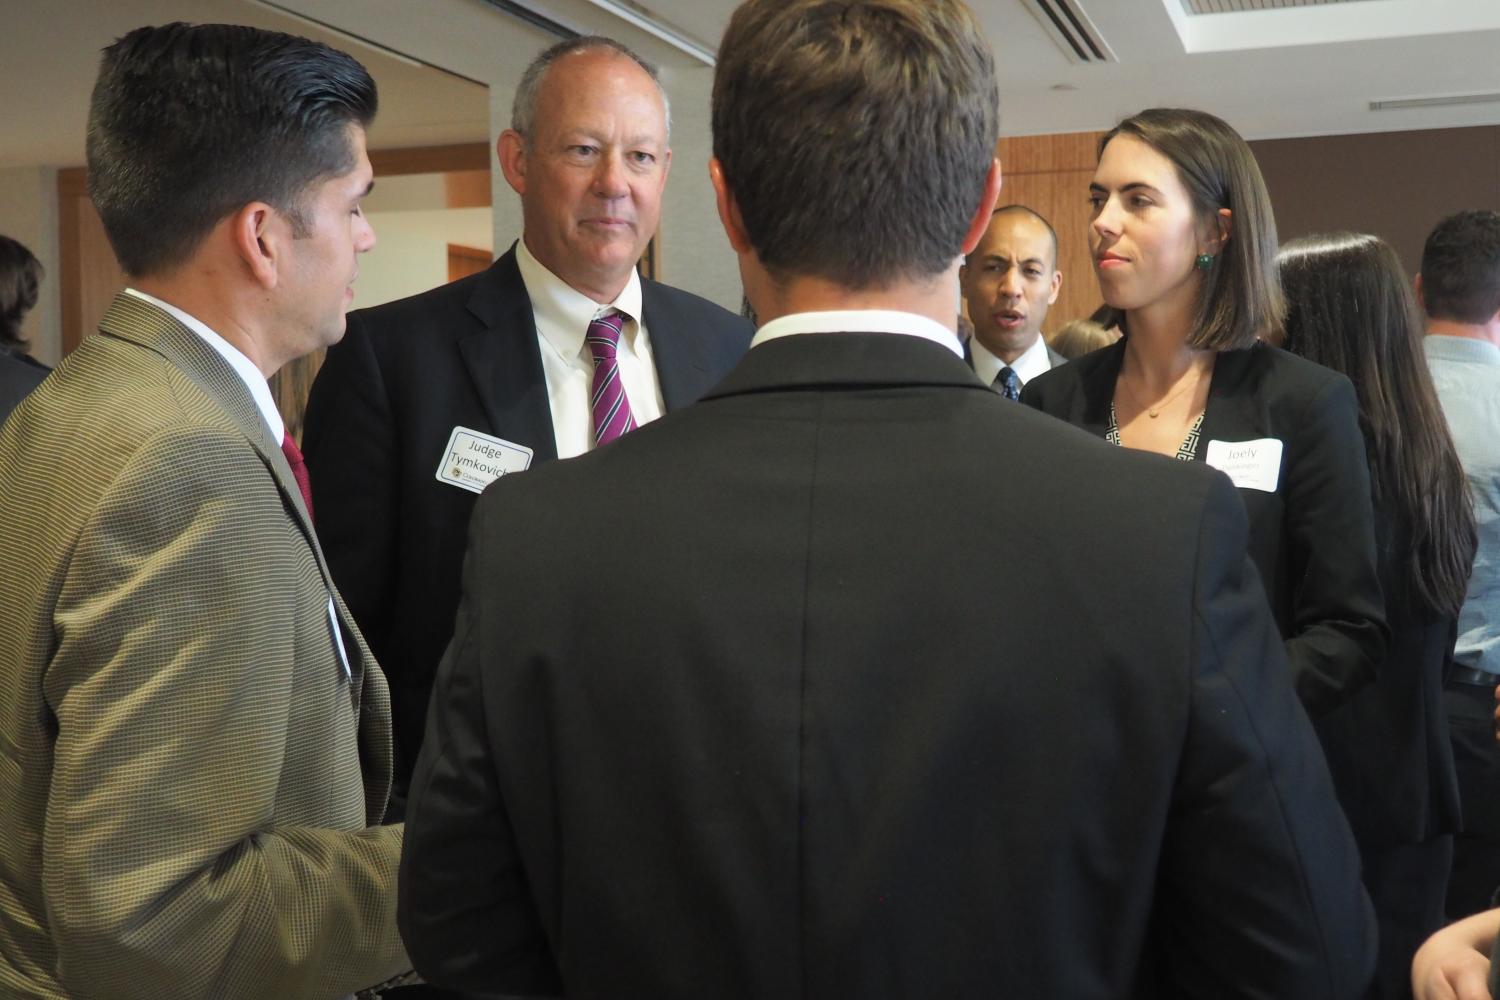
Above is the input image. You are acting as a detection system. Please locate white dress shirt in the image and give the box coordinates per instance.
[123,287,351,680]
[751,309,965,355]
[969,331,1052,388]
[515,239,665,459]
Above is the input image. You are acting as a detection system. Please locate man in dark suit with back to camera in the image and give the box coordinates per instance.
[960,204,1067,398]
[0,23,410,999]
[303,37,752,811]
[398,1,1374,997]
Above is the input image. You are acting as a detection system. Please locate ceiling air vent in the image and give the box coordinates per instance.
[1021,0,1117,64]
[1180,0,1379,13]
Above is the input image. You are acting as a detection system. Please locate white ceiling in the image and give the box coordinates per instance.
[2,0,1499,172]
[625,0,1500,139]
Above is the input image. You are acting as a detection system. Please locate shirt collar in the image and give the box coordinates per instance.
[1425,333,1500,366]
[969,332,1051,386]
[751,309,964,357]
[515,237,644,362]
[123,287,285,440]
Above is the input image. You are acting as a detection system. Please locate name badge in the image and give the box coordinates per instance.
[1205,437,1284,493]
[435,426,533,494]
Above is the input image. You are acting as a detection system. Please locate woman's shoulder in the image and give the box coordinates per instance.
[1221,340,1352,404]
[1238,340,1346,384]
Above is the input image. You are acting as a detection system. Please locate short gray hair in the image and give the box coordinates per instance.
[510,36,671,141]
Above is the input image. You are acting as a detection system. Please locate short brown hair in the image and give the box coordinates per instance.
[1419,209,1500,324]
[712,0,998,289]
[1096,108,1284,351]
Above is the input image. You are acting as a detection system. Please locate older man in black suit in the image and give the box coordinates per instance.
[302,36,752,814]
[396,1,1374,998]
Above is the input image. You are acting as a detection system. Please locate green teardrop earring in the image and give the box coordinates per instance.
[1196,253,1215,270]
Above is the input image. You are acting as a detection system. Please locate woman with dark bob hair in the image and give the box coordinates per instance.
[1023,108,1387,718]
[0,234,50,423]
[1280,231,1477,1000]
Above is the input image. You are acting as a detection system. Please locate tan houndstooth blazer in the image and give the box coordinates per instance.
[0,293,409,999]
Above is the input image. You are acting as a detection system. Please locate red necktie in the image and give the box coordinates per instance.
[281,431,315,522]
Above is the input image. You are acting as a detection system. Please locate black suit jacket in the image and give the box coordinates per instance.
[400,331,1374,1000]
[0,346,48,426]
[302,246,752,799]
[1022,339,1387,716]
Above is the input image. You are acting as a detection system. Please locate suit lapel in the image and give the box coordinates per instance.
[457,248,559,462]
[99,293,372,688]
[1067,339,1125,439]
[642,278,715,411]
[1197,345,1263,448]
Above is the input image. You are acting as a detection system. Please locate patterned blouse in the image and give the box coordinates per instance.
[1106,402,1204,462]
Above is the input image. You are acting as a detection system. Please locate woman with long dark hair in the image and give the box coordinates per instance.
[1280,231,1477,1000]
[1023,108,1387,717]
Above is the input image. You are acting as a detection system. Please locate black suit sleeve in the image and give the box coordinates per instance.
[1157,472,1375,998]
[1279,374,1386,715]
[302,313,401,672]
[399,505,561,996]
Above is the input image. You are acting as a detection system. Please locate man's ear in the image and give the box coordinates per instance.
[232,202,278,290]
[1413,272,1426,311]
[498,130,527,197]
[1047,269,1062,306]
[709,158,753,255]
[960,159,1003,255]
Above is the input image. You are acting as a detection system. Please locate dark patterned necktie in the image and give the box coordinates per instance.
[586,311,638,446]
[280,431,315,521]
[995,366,1021,401]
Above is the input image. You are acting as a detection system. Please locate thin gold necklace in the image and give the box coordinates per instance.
[1119,364,1203,419]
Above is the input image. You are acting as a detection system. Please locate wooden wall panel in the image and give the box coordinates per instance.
[997,131,1101,174]
[58,167,126,357]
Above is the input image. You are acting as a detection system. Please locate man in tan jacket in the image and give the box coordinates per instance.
[0,23,409,999]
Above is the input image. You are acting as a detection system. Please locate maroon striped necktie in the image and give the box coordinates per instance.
[586,311,637,447]
[281,431,315,522]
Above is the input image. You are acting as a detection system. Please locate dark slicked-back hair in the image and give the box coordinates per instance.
[87,22,377,278]
[1419,209,1500,324]
[1096,108,1284,351]
[1279,232,1476,618]
[0,236,43,350]
[712,0,998,289]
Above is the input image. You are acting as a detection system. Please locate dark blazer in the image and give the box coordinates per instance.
[302,246,752,801]
[0,345,48,425]
[400,331,1374,1000]
[1022,339,1387,716]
